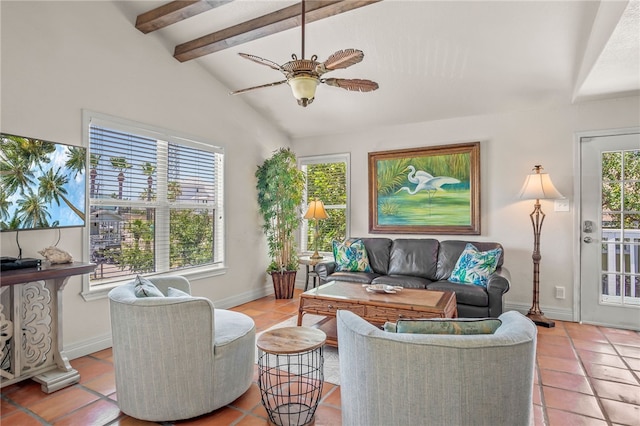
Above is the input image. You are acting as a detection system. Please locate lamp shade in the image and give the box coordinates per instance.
[304,199,329,220]
[289,75,319,103]
[518,165,564,200]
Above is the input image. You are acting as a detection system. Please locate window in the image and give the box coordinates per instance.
[83,112,224,292]
[299,154,350,254]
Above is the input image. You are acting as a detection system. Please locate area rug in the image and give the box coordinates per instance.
[255,315,341,385]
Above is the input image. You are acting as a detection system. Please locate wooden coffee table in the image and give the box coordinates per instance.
[297,280,457,346]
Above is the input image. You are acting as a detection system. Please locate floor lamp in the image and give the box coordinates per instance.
[518,165,564,328]
[304,198,329,259]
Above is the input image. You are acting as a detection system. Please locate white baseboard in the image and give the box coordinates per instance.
[504,302,574,322]
[65,332,113,361]
[70,286,557,361]
[65,285,275,360]
[213,284,274,309]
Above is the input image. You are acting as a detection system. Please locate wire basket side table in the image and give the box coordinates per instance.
[257,326,326,426]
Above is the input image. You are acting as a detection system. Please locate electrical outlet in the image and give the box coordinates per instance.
[555,286,565,299]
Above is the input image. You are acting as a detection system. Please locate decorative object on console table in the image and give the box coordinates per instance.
[255,148,306,299]
[518,165,565,328]
[304,198,329,259]
[368,142,481,235]
[38,246,73,264]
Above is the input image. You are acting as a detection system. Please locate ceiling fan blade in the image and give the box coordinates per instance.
[229,80,288,95]
[323,78,379,92]
[317,49,364,74]
[238,53,284,72]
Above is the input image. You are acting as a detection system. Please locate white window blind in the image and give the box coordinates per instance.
[86,115,224,287]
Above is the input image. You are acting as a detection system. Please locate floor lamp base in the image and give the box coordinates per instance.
[527,312,555,328]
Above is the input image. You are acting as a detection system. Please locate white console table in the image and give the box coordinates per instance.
[0,262,96,393]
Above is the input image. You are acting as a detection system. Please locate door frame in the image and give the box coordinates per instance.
[573,126,640,323]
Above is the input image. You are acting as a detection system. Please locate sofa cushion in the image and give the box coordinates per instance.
[330,271,381,284]
[383,318,502,334]
[435,240,504,280]
[371,274,431,289]
[449,243,503,287]
[427,280,489,307]
[133,275,165,298]
[387,239,439,279]
[359,238,393,274]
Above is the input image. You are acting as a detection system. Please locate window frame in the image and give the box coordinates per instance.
[298,153,351,256]
[80,110,226,300]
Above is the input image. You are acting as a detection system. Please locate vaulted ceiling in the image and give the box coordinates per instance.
[117,0,640,139]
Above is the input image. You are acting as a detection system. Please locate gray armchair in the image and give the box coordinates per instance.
[108,276,255,422]
[337,310,537,426]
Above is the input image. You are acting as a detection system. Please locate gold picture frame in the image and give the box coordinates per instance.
[368,142,480,234]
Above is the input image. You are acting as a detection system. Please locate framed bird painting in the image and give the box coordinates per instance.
[368,142,480,234]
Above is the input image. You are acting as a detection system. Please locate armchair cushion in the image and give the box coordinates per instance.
[133,275,164,297]
[449,243,502,287]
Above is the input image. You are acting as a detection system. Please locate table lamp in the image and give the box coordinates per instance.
[304,198,329,259]
[518,165,564,327]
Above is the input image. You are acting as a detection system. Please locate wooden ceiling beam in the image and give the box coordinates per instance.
[136,0,234,34]
[173,0,381,62]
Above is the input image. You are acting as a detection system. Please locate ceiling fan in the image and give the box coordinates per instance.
[230,0,379,107]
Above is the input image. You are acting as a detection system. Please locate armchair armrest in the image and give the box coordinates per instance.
[486,266,511,317]
[314,261,336,283]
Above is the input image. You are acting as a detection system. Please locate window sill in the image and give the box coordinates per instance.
[80,264,228,301]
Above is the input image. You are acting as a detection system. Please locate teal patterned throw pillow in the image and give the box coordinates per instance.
[332,239,373,273]
[449,243,502,287]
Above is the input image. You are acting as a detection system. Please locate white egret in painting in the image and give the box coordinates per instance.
[396,166,460,202]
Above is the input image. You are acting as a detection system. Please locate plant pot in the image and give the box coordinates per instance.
[271,270,297,299]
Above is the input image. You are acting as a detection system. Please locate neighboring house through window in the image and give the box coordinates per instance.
[82,111,224,296]
[299,153,350,255]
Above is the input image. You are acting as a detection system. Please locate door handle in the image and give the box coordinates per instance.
[583,236,593,243]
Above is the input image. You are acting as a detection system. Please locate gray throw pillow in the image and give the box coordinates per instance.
[384,318,502,335]
[133,275,164,298]
[167,286,190,297]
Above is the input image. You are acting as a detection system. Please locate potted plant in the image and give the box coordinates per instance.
[256,147,306,299]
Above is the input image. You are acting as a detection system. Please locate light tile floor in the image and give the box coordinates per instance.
[1,290,639,425]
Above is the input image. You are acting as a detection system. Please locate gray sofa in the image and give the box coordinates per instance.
[315,238,510,318]
[337,310,537,426]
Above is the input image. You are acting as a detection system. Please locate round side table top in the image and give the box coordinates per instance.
[257,326,326,354]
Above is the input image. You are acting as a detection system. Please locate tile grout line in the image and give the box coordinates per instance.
[569,325,614,425]
[1,394,52,425]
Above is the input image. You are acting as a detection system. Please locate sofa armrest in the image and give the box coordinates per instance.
[315,261,336,283]
[486,266,511,317]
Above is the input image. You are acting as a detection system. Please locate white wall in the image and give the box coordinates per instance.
[1,1,289,356]
[292,96,640,321]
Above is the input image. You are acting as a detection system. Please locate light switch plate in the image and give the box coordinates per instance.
[554,200,570,212]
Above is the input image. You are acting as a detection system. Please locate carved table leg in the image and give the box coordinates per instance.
[32,277,80,393]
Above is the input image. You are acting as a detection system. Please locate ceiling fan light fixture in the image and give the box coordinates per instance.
[289,75,319,107]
